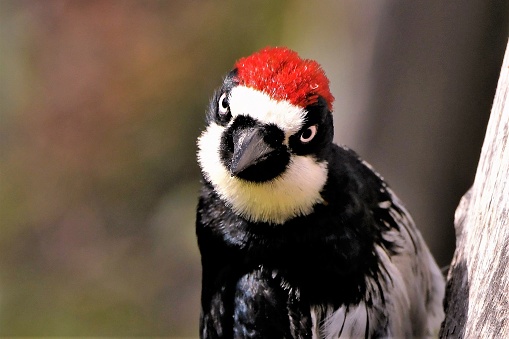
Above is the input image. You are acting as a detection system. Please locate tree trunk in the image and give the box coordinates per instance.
[440,40,509,338]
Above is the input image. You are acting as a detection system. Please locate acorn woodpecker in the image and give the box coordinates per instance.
[196,47,445,338]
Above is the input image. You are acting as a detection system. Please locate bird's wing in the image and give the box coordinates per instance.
[311,188,445,339]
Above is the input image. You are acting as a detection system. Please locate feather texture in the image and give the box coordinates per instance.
[196,47,445,338]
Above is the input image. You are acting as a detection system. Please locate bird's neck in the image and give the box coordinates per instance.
[207,155,329,225]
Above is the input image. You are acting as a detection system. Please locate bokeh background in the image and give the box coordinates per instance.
[1,0,508,336]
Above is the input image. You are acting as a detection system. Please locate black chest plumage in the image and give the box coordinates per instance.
[196,145,397,338]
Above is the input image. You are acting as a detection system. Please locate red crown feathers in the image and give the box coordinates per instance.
[234,47,334,110]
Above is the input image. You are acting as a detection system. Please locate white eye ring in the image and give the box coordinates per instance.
[300,125,318,143]
[218,93,229,115]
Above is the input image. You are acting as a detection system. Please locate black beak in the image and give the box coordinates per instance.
[230,128,275,177]
[225,123,289,183]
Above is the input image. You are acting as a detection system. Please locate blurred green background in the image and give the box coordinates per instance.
[0,0,508,337]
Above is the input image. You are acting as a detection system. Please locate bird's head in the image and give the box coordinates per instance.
[198,47,335,225]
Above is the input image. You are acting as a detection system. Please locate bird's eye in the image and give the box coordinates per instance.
[218,93,229,115]
[300,125,318,143]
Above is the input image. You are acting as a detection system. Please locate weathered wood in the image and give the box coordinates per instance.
[440,40,509,338]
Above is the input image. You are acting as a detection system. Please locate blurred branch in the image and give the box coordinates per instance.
[440,40,509,338]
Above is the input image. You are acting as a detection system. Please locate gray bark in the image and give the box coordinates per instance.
[440,40,509,338]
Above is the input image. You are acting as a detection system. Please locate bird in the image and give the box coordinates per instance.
[196,46,445,338]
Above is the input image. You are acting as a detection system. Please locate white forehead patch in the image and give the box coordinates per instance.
[197,122,328,224]
[228,86,306,135]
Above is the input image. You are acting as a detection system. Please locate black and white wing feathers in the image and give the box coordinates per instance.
[312,151,445,338]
